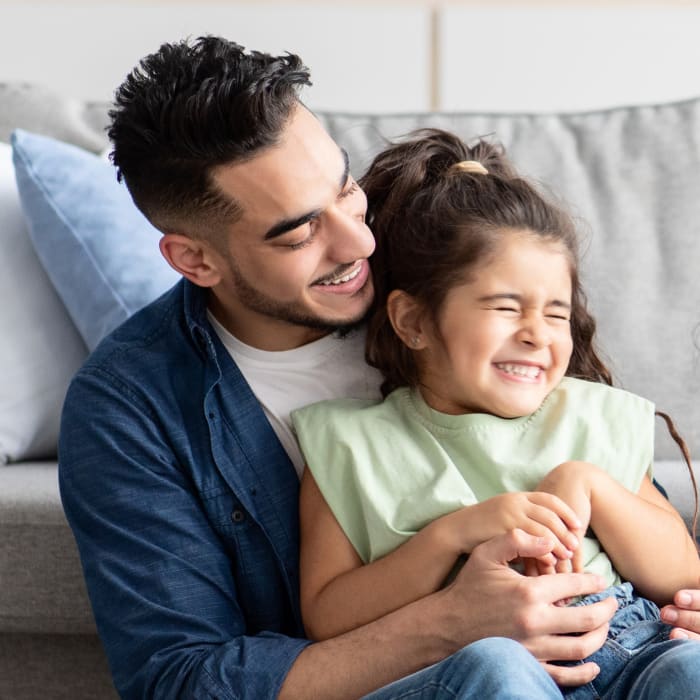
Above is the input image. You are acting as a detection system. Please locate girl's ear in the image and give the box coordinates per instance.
[159,234,223,288]
[387,290,428,350]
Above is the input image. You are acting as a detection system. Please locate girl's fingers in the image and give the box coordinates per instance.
[528,502,580,553]
[529,492,582,532]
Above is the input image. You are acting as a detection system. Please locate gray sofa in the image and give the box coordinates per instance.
[1,83,699,700]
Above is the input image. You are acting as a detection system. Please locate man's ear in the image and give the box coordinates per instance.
[387,290,428,350]
[159,233,222,288]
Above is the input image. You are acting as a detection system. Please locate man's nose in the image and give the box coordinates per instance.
[325,207,375,262]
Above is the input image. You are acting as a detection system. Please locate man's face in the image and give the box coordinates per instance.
[208,105,375,350]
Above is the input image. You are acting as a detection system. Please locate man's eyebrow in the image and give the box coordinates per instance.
[477,293,571,309]
[338,148,350,190]
[263,149,351,241]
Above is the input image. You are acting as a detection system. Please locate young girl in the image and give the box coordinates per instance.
[291,129,700,698]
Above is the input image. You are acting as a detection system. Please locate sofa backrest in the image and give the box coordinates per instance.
[1,83,698,460]
[323,105,700,461]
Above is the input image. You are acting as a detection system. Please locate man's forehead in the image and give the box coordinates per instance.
[212,131,349,231]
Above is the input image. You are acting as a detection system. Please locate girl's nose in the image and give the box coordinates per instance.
[516,315,552,348]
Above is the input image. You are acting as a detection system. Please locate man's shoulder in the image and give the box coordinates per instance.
[75,280,197,389]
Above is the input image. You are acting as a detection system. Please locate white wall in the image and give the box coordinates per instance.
[0,2,430,111]
[439,4,700,112]
[1,2,700,113]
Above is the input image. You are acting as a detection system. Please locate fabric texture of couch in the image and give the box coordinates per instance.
[1,81,699,699]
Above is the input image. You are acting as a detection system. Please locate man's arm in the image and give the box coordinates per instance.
[283,529,617,698]
[59,369,311,698]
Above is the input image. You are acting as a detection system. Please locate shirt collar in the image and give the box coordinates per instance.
[182,278,217,360]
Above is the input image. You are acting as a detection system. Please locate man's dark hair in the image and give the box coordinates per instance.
[108,35,311,239]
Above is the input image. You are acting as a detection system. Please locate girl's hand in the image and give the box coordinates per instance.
[534,461,597,574]
[444,491,582,565]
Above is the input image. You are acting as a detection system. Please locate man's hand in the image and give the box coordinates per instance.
[444,529,617,687]
[661,587,700,640]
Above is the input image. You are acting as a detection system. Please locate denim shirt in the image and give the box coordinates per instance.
[59,279,311,699]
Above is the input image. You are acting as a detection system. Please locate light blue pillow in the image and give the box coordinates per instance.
[11,129,179,351]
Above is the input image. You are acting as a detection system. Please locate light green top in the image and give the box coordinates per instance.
[292,377,655,587]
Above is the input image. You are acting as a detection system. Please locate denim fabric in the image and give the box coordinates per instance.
[562,582,700,699]
[364,638,563,699]
[59,280,310,699]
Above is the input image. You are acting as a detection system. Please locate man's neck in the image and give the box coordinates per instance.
[207,295,330,352]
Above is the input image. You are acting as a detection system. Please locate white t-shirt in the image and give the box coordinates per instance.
[208,312,382,477]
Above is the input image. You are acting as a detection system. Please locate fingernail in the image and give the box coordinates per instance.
[591,663,600,677]
[674,629,689,640]
[678,592,692,606]
[662,608,679,623]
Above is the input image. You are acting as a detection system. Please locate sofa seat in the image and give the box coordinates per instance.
[0,462,118,698]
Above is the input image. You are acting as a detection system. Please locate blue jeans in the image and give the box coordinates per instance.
[363,637,562,699]
[561,582,700,699]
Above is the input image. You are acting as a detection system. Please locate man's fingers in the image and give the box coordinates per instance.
[523,618,610,662]
[669,627,700,641]
[660,604,700,638]
[541,661,600,688]
[542,596,617,636]
[525,571,609,612]
[674,589,700,610]
[659,588,700,637]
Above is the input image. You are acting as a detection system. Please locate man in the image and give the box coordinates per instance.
[58,36,700,699]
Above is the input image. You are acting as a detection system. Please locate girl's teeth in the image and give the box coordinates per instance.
[497,363,541,378]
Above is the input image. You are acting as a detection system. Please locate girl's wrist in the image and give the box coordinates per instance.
[431,507,472,557]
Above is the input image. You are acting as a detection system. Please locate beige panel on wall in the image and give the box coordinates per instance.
[439,4,700,112]
[0,2,431,112]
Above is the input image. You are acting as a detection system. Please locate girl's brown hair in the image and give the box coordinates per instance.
[360,128,611,398]
[360,128,698,540]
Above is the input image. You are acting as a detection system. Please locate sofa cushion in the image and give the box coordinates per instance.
[11,130,179,351]
[0,461,96,634]
[0,142,87,464]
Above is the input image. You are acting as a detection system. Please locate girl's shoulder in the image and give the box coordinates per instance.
[556,376,655,415]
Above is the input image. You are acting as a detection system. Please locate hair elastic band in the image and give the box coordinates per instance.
[452,160,489,175]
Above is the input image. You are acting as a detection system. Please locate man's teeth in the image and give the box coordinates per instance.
[496,363,541,378]
[319,266,361,286]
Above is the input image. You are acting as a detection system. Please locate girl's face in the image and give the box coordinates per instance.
[417,232,574,418]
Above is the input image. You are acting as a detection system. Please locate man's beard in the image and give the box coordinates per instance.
[227,256,370,337]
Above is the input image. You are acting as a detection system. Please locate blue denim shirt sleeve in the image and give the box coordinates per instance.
[59,335,310,698]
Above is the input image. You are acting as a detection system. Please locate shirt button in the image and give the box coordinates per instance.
[231,509,246,523]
